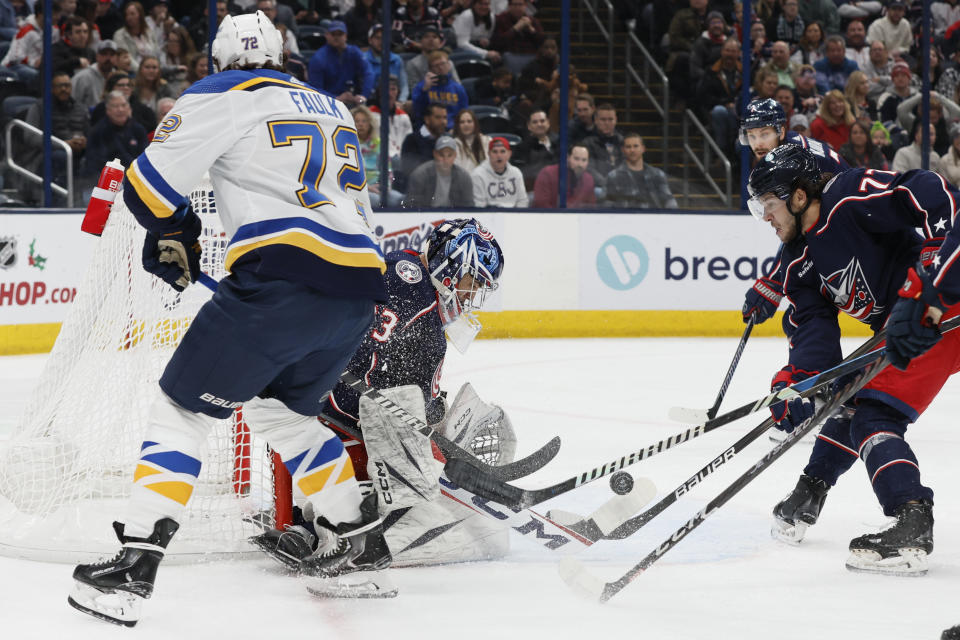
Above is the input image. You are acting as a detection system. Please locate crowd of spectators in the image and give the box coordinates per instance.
[0,0,681,210]
[641,0,960,181]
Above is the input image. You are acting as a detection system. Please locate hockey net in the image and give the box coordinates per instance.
[0,182,289,563]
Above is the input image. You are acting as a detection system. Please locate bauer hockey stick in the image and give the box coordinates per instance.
[559,352,888,603]
[441,319,960,510]
[668,313,756,424]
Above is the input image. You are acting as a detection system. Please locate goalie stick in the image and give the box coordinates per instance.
[669,313,756,424]
[441,319,960,510]
[558,350,888,603]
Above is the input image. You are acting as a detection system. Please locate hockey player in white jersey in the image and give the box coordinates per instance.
[69,12,391,626]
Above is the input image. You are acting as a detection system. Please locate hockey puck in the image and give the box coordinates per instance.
[609,471,634,495]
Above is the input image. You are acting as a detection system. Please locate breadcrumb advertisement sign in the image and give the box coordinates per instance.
[0,214,95,323]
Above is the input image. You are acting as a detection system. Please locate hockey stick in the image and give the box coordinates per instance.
[558,352,888,603]
[338,372,562,481]
[668,313,756,424]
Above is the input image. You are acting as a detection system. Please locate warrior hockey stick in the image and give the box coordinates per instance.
[338,372,562,482]
[559,352,888,603]
[668,313,756,424]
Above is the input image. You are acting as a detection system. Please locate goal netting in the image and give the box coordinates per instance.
[0,182,286,563]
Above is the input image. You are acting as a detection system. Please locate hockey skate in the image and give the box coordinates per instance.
[250,524,330,571]
[300,493,396,598]
[67,518,178,627]
[846,501,933,577]
[771,474,829,544]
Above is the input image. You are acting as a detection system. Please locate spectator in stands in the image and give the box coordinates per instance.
[569,92,596,144]
[258,1,299,56]
[793,64,822,116]
[404,135,475,208]
[72,39,116,111]
[545,65,589,134]
[22,71,89,204]
[810,89,854,150]
[155,96,174,125]
[839,119,889,169]
[472,136,527,207]
[112,1,160,68]
[308,21,374,107]
[1,2,60,86]
[666,0,709,103]
[365,24,409,102]
[405,25,461,96]
[532,144,596,208]
[789,21,825,66]
[94,0,123,41]
[697,36,741,154]
[844,70,877,124]
[452,108,490,172]
[187,0,229,52]
[749,20,774,69]
[400,102,449,188]
[343,0,381,48]
[583,103,624,183]
[83,90,148,190]
[351,105,402,208]
[185,51,208,87]
[158,24,194,97]
[452,0,501,64]
[877,60,916,123]
[766,0,804,49]
[893,120,942,174]
[844,19,870,69]
[798,0,840,36]
[369,75,414,157]
[411,50,469,129]
[814,35,859,94]
[133,55,175,113]
[751,67,780,101]
[90,72,157,135]
[513,109,557,189]
[866,1,912,58]
[491,0,545,74]
[518,37,558,110]
[763,40,800,88]
[862,39,893,100]
[871,120,895,160]
[688,11,731,89]
[789,113,810,134]
[837,0,884,22]
[933,0,960,37]
[53,16,94,76]
[146,0,174,43]
[605,132,677,209]
[114,48,134,78]
[393,0,442,53]
[896,93,960,156]
[940,125,960,185]
[775,84,796,121]
[474,65,514,108]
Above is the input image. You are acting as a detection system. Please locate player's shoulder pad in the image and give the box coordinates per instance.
[181,68,324,97]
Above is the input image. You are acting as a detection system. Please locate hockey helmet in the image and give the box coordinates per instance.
[212,11,284,72]
[739,98,787,146]
[747,145,820,220]
[424,218,503,311]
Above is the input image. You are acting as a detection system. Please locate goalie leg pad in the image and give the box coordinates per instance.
[361,385,444,511]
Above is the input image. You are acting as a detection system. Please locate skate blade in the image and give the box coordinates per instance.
[303,571,398,599]
[248,535,304,572]
[845,548,929,577]
[771,518,808,545]
[67,582,143,627]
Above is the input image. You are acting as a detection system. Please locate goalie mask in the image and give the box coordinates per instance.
[212,10,284,72]
[423,219,504,352]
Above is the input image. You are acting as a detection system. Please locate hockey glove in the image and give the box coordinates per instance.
[141,206,202,292]
[769,365,818,433]
[742,276,783,324]
[886,264,948,370]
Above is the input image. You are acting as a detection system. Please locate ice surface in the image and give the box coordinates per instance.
[1,337,958,639]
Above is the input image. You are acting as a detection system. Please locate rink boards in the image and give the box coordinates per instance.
[0,209,872,354]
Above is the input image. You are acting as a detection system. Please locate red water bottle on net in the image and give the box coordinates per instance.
[81,158,125,236]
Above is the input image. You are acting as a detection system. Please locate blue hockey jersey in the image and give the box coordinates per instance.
[781,168,960,373]
[323,249,448,427]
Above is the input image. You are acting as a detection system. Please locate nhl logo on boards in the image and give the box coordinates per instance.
[0,236,16,269]
[395,260,422,283]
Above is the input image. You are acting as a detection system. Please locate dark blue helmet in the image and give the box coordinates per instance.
[424,218,504,315]
[747,145,821,218]
[739,98,787,145]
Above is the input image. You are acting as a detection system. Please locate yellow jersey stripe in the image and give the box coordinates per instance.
[225,231,387,272]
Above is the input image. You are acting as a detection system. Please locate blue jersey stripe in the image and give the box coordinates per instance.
[136,154,185,208]
[141,450,203,477]
[231,217,383,252]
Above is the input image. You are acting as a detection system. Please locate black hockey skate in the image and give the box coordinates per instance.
[300,493,396,598]
[250,524,321,571]
[943,625,960,640]
[846,500,933,577]
[771,474,829,544]
[68,518,179,627]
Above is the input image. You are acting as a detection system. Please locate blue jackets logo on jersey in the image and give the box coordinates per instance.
[819,257,884,321]
[396,260,423,284]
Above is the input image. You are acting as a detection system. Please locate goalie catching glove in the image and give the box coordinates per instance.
[141,204,202,292]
